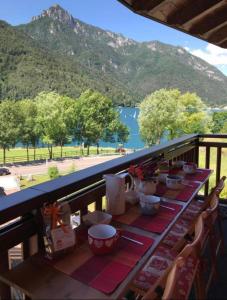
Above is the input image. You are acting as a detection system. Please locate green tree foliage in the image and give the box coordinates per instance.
[48,165,59,179]
[179,92,212,135]
[35,92,75,159]
[74,90,129,154]
[19,99,40,160]
[220,121,227,134]
[212,112,227,133]
[0,100,22,164]
[139,89,212,146]
[139,89,183,145]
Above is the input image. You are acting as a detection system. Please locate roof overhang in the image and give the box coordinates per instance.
[118,0,227,48]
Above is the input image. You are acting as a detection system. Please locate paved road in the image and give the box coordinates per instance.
[7,155,122,176]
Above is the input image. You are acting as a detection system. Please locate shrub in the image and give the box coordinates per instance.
[48,166,59,179]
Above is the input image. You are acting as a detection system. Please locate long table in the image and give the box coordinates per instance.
[0,169,212,299]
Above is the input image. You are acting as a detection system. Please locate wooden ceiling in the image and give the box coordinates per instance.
[118,0,227,48]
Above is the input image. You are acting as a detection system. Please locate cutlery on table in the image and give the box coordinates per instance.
[160,204,175,211]
[181,182,194,188]
[121,235,144,245]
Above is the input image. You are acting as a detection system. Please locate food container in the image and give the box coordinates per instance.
[82,211,112,226]
[88,224,119,255]
[183,162,197,174]
[166,175,183,189]
[139,194,160,215]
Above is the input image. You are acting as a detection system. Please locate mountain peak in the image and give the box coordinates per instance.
[31,4,74,26]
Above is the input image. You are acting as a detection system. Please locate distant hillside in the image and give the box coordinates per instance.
[1,4,227,106]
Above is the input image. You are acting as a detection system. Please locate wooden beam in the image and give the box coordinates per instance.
[205,21,227,40]
[131,0,166,12]
[219,39,227,47]
[184,1,227,34]
[167,0,222,25]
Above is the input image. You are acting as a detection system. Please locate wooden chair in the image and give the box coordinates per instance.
[163,176,226,252]
[142,212,205,300]
[200,192,223,295]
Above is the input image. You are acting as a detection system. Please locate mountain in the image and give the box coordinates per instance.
[1,4,227,106]
[0,20,133,104]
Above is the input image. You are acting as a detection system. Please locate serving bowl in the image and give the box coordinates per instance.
[166,175,183,189]
[88,224,118,255]
[82,211,112,226]
[183,162,197,174]
[139,194,160,215]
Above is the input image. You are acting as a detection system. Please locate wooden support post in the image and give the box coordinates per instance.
[216,147,222,185]
[205,146,210,196]
[0,251,11,300]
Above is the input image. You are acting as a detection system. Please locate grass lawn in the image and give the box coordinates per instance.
[20,170,73,189]
[0,146,116,164]
[20,174,50,189]
[199,145,227,199]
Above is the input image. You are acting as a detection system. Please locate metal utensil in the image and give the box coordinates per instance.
[121,235,144,245]
[160,204,175,211]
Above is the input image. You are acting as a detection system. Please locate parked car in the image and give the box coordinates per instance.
[0,167,11,176]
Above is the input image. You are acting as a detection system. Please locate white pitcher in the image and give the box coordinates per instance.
[104,173,132,215]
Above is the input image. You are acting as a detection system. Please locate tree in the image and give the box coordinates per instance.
[0,100,22,164]
[138,89,212,146]
[103,119,129,147]
[220,121,227,134]
[74,90,128,155]
[19,99,40,161]
[35,92,75,159]
[138,89,183,145]
[179,92,212,135]
[212,111,227,133]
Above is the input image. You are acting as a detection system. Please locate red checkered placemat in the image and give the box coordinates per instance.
[114,201,182,234]
[155,181,200,202]
[170,168,211,183]
[50,230,153,294]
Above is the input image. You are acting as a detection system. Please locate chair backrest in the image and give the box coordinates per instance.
[203,192,219,227]
[214,176,226,197]
[162,257,185,300]
[161,214,205,300]
[202,176,226,210]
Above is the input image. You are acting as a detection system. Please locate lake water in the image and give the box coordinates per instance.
[17,107,167,150]
[66,107,145,149]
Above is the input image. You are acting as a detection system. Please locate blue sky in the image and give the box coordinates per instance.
[0,0,227,75]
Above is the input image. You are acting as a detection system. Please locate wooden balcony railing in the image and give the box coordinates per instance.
[0,133,226,299]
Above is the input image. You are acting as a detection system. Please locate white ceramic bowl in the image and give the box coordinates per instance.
[183,162,197,174]
[139,194,160,215]
[82,211,112,225]
[88,224,118,255]
[166,175,182,189]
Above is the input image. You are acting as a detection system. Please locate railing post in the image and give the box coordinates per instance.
[216,147,222,185]
[205,146,210,196]
[0,251,11,300]
[95,196,103,211]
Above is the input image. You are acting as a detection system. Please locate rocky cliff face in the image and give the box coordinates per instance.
[32,4,75,27]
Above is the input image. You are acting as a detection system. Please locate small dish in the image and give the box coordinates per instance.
[139,194,160,215]
[166,175,183,189]
[83,211,112,225]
